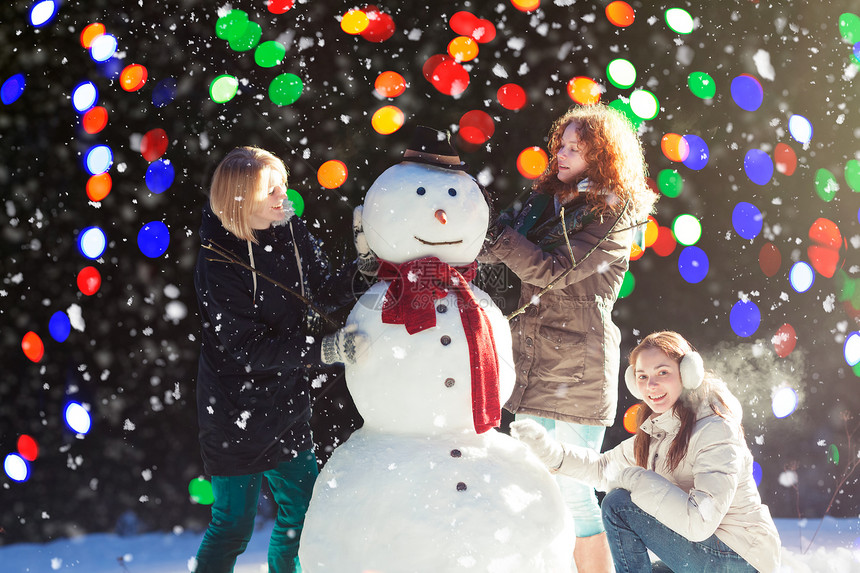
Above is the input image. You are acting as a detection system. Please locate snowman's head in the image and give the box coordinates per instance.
[362,161,490,265]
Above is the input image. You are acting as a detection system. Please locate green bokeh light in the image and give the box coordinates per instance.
[687,71,716,99]
[665,7,694,34]
[838,12,860,43]
[618,270,635,299]
[608,98,643,130]
[229,21,262,52]
[210,74,239,104]
[814,168,839,202]
[828,444,840,465]
[657,169,683,198]
[286,188,305,217]
[215,9,249,42]
[606,58,636,89]
[255,41,286,68]
[844,159,860,192]
[672,214,702,246]
[269,73,304,106]
[188,477,214,505]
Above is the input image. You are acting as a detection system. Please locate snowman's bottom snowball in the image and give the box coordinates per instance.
[299,428,574,572]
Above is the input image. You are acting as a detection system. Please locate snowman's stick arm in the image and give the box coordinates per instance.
[505,203,648,321]
[202,241,339,328]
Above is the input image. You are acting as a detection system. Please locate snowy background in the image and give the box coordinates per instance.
[1,0,859,568]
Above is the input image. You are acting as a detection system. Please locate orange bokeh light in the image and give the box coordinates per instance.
[448,36,479,62]
[86,173,112,202]
[318,160,348,189]
[22,331,44,363]
[606,1,635,27]
[120,64,148,92]
[371,106,405,135]
[80,23,106,49]
[341,9,369,34]
[567,76,601,105]
[511,0,540,12]
[82,106,108,134]
[660,133,690,162]
[374,71,406,98]
[623,403,642,434]
[516,147,548,179]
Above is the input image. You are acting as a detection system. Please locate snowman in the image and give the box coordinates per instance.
[299,127,573,572]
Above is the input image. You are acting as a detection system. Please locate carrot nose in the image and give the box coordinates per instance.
[435,209,448,224]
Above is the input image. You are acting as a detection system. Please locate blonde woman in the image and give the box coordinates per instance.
[193,146,359,572]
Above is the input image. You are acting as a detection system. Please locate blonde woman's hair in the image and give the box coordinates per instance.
[209,146,289,243]
[534,104,656,220]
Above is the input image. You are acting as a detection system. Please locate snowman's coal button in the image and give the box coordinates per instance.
[456,482,467,491]
[440,335,452,346]
[525,337,533,347]
[444,378,456,388]
[437,304,448,313]
[450,449,462,458]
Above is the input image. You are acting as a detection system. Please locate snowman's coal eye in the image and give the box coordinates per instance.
[448,188,457,196]
[416,187,426,196]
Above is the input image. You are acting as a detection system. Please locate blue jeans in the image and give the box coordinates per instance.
[602,489,756,572]
[195,450,318,573]
[519,415,606,538]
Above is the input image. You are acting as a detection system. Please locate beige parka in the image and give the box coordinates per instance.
[554,393,781,572]
[481,187,635,426]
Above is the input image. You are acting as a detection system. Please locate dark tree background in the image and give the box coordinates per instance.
[1,0,858,545]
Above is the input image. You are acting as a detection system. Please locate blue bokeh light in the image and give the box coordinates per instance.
[78,226,107,259]
[64,402,92,435]
[1,74,26,105]
[85,144,113,175]
[678,246,709,284]
[732,202,763,240]
[730,74,763,111]
[744,149,773,186]
[730,300,761,338]
[49,311,71,342]
[89,33,118,62]
[145,159,175,193]
[138,221,170,258]
[29,0,57,28]
[72,81,98,113]
[681,134,709,170]
[152,78,177,108]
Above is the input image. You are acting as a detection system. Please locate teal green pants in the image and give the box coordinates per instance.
[195,450,318,573]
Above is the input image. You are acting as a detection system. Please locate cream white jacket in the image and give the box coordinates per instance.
[556,395,781,573]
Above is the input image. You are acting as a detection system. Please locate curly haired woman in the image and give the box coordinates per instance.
[482,104,657,571]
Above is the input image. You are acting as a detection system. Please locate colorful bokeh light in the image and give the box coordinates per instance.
[788,114,813,144]
[49,311,71,343]
[119,64,147,92]
[657,169,683,198]
[72,81,98,113]
[687,71,716,99]
[318,160,348,189]
[681,134,709,170]
[17,435,39,462]
[90,33,118,62]
[730,300,761,338]
[730,74,763,111]
[772,387,798,419]
[22,331,44,363]
[448,36,479,62]
[78,226,107,259]
[629,89,658,120]
[77,266,102,296]
[672,214,701,246]
[189,477,215,505]
[375,71,406,98]
[341,9,369,35]
[4,453,29,482]
[2,73,27,105]
[497,83,526,110]
[622,403,641,433]
[789,261,815,293]
[255,41,286,68]
[80,23,106,48]
[732,202,763,240]
[774,143,797,176]
[286,189,304,218]
[141,128,168,162]
[86,173,112,201]
[844,331,860,367]
[145,159,175,194]
[772,323,797,358]
[814,168,839,202]
[807,218,843,278]
[371,105,405,135]
[567,77,601,106]
[459,110,495,145]
[64,402,92,435]
[82,106,108,134]
[678,246,709,284]
[665,8,695,34]
[758,242,781,277]
[606,1,635,28]
[210,75,239,104]
[269,73,304,106]
[606,59,636,89]
[423,55,470,96]
[516,147,548,179]
[29,0,57,28]
[138,221,170,258]
[744,149,773,186]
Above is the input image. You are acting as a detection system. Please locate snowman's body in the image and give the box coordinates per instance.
[299,160,573,572]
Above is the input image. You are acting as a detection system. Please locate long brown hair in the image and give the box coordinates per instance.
[630,331,738,472]
[534,104,655,220]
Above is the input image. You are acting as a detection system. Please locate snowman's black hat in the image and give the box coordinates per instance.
[401,126,467,171]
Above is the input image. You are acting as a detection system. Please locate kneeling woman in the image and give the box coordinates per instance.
[512,331,781,572]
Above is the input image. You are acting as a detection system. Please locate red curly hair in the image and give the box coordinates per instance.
[534,104,655,219]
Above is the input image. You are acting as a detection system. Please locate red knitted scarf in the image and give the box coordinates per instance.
[377,257,500,434]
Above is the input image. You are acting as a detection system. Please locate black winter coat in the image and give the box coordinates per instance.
[194,204,352,476]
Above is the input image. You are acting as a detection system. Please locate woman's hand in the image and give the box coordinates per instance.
[510,419,564,470]
[353,205,379,277]
[321,324,369,365]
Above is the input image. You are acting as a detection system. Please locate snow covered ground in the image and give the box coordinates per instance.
[0,516,857,572]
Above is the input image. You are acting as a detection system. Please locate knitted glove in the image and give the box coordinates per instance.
[510,419,564,471]
[321,324,369,365]
[353,205,379,278]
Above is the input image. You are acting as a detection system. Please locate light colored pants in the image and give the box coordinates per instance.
[519,414,606,538]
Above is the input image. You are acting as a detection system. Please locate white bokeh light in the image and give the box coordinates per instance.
[772,387,798,419]
[64,402,92,434]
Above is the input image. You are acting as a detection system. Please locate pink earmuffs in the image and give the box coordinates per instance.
[624,352,704,400]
